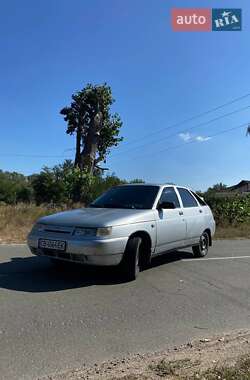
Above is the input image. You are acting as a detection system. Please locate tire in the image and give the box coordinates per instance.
[192,232,209,258]
[120,237,142,281]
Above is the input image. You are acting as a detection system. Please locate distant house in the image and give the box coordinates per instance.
[227,180,250,194]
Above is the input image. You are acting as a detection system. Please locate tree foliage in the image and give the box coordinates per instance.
[0,170,33,204]
[1,171,250,228]
[206,182,227,194]
[0,163,146,206]
[205,195,250,226]
[60,83,123,174]
[31,161,127,205]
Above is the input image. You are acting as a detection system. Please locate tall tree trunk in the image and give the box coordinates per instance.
[80,112,103,174]
[74,128,81,168]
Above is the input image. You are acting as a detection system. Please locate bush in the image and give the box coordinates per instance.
[205,195,250,226]
[31,162,127,205]
[0,170,33,204]
[31,167,68,205]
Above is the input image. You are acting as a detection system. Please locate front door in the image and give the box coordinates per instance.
[155,187,187,253]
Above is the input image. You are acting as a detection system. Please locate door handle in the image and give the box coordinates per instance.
[199,209,203,213]
[179,211,184,216]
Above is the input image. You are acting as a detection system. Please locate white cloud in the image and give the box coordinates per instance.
[178,132,192,142]
[195,135,211,142]
[179,132,211,143]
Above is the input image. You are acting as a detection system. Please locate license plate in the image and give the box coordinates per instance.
[38,239,66,251]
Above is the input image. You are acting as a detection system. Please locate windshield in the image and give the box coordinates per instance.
[90,185,159,209]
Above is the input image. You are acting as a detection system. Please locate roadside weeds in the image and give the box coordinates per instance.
[40,330,250,380]
[0,204,65,244]
[215,224,250,240]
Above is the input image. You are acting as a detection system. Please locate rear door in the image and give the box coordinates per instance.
[155,187,187,253]
[176,187,205,244]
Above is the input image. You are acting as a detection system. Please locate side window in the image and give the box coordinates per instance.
[191,191,207,206]
[159,187,180,208]
[177,188,198,208]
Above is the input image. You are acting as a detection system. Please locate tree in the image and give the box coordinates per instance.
[31,161,127,205]
[129,179,145,184]
[31,167,67,205]
[0,170,33,204]
[60,83,123,174]
[205,182,227,195]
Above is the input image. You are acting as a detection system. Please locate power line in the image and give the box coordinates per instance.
[111,104,250,158]
[111,121,249,162]
[1,94,250,161]
[119,92,250,147]
[0,153,73,158]
[57,92,250,155]
[158,121,249,156]
[0,122,247,170]
[1,112,248,161]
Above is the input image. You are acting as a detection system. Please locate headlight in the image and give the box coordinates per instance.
[96,227,112,237]
[73,227,112,237]
[74,227,97,237]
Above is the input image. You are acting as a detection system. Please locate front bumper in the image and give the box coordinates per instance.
[27,235,128,266]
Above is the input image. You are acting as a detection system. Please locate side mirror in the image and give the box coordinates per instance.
[157,201,176,210]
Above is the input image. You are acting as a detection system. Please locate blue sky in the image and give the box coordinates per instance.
[0,0,249,191]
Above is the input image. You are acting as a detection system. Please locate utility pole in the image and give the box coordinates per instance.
[246,124,250,136]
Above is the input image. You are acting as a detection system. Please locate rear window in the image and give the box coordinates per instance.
[177,188,198,208]
[191,191,207,206]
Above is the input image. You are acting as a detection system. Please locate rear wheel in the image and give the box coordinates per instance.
[120,236,142,281]
[192,232,209,258]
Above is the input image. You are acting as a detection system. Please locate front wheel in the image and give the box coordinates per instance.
[192,232,209,258]
[120,236,142,281]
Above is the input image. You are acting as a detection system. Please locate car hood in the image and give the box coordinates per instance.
[38,208,156,227]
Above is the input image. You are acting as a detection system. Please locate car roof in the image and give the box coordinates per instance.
[118,183,192,190]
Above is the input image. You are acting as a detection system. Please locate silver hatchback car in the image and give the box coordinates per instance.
[28,184,215,280]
